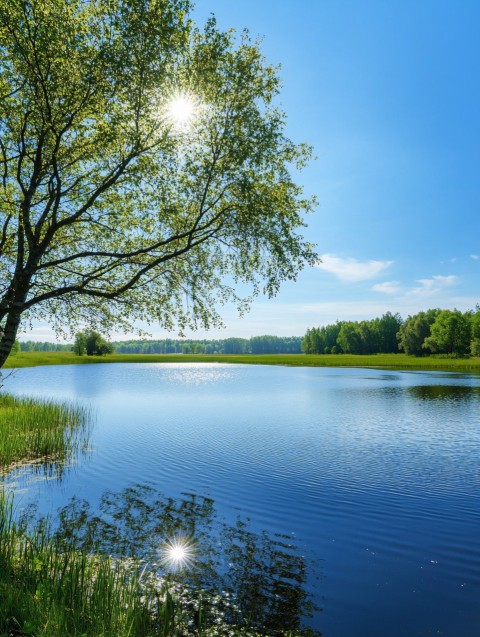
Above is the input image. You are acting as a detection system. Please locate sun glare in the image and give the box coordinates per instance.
[166,94,196,130]
[160,534,197,571]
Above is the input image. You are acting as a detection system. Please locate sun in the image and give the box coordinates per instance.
[166,93,196,130]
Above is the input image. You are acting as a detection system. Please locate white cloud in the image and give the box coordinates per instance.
[407,275,457,297]
[315,254,392,282]
[471,254,479,260]
[371,281,402,294]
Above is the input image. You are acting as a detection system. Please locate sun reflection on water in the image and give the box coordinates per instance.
[160,534,197,572]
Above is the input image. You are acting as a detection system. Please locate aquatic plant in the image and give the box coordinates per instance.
[0,393,89,470]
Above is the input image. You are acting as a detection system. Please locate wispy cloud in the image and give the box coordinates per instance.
[407,275,457,297]
[471,254,479,260]
[316,254,392,282]
[371,281,401,294]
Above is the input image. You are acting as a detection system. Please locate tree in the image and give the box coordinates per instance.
[0,0,316,367]
[337,322,363,354]
[301,323,343,354]
[73,332,86,356]
[358,320,381,354]
[424,309,471,356]
[377,312,402,353]
[84,330,113,356]
[73,329,112,356]
[301,328,323,354]
[397,310,439,356]
[471,307,480,357]
[223,337,248,354]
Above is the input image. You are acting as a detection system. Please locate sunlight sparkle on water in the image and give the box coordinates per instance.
[160,534,197,571]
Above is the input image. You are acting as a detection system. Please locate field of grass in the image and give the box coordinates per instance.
[4,350,480,372]
[0,394,88,469]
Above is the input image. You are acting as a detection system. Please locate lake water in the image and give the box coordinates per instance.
[2,363,480,636]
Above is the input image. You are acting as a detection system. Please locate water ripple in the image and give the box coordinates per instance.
[3,363,480,636]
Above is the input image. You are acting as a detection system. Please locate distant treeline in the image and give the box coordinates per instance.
[113,335,303,354]
[302,308,480,357]
[18,335,303,355]
[19,340,72,352]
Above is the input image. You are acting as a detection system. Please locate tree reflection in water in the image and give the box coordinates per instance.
[408,384,480,401]
[33,484,322,635]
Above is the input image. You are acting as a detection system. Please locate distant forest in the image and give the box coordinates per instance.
[113,335,303,354]
[20,341,72,352]
[18,306,480,358]
[302,308,480,357]
[19,335,303,355]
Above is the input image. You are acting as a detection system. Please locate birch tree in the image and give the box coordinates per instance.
[0,0,316,366]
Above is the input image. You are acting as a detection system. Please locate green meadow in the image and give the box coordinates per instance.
[5,350,480,372]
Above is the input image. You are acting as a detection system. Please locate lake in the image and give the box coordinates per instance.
[3,363,480,636]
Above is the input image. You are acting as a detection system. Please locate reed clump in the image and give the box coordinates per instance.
[0,491,160,636]
[0,394,88,469]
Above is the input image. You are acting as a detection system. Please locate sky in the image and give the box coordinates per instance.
[24,0,480,342]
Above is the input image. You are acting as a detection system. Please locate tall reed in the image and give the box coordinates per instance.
[0,394,89,469]
[0,491,161,636]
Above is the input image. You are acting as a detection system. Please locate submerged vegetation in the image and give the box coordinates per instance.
[0,492,161,637]
[0,393,88,469]
[0,486,321,636]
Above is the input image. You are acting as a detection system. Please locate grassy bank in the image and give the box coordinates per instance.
[0,490,191,637]
[5,350,480,372]
[0,492,156,636]
[0,394,88,469]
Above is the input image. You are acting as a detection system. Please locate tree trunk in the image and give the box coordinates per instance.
[0,305,23,367]
[0,274,31,368]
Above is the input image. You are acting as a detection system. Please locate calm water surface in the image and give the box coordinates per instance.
[3,363,480,636]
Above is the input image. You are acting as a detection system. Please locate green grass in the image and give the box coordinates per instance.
[0,394,89,470]
[5,350,480,372]
[0,491,163,636]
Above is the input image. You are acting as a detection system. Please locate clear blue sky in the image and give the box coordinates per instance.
[25,0,480,341]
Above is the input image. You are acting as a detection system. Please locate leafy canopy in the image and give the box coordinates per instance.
[0,0,316,366]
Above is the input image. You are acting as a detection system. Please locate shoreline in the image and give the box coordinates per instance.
[4,351,480,373]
